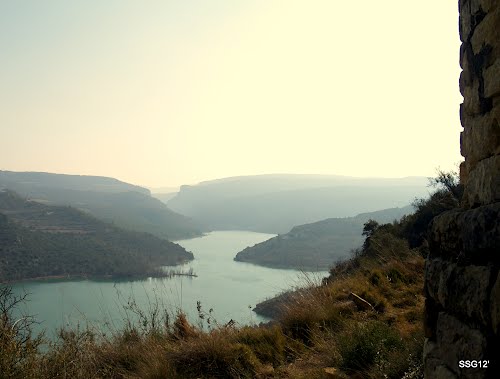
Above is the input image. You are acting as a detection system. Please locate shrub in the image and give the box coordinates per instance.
[236,325,286,366]
[337,321,403,373]
[167,333,260,379]
[0,286,43,379]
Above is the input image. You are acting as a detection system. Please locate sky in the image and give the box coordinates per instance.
[0,1,463,188]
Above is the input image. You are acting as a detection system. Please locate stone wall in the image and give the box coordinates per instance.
[423,1,500,378]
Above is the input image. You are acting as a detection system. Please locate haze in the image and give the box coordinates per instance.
[0,1,462,187]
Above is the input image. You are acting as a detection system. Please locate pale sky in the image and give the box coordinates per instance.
[0,1,463,187]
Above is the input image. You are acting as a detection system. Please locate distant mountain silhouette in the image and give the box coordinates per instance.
[168,174,429,233]
[152,192,179,204]
[0,171,202,240]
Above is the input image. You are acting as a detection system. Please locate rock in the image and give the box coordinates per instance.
[429,203,500,264]
[483,59,500,98]
[462,79,483,116]
[433,365,458,379]
[460,108,500,167]
[443,265,492,326]
[425,260,491,327]
[434,312,488,378]
[323,367,348,378]
[425,258,446,301]
[471,5,500,57]
[348,292,374,311]
[491,271,500,335]
[463,155,500,207]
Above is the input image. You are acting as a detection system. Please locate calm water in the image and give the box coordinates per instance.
[12,231,327,338]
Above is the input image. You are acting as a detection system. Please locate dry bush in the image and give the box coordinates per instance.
[0,286,43,379]
[165,331,260,379]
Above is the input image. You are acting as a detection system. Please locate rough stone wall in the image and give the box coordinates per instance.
[424,1,500,378]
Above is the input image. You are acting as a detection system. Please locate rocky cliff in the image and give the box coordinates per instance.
[424,1,500,377]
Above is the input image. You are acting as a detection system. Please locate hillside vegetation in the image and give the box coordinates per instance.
[0,173,460,378]
[234,205,413,270]
[0,190,193,282]
[0,171,202,240]
[168,174,429,233]
[0,206,427,378]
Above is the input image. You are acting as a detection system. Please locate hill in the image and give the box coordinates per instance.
[167,174,429,233]
[152,192,179,204]
[1,197,427,378]
[1,176,462,378]
[234,205,414,270]
[0,171,202,240]
[0,190,193,282]
[0,170,149,194]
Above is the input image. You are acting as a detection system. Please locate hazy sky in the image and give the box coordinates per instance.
[0,1,463,187]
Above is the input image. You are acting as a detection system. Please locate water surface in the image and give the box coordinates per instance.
[12,231,327,337]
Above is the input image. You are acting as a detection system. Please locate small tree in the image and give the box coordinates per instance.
[362,219,379,250]
[428,169,463,205]
[402,170,462,250]
[362,219,379,238]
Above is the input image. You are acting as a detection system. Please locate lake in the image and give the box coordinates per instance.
[11,230,328,338]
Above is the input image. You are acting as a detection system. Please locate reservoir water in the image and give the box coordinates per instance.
[11,231,328,338]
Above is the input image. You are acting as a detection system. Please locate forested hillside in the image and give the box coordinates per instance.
[0,190,193,282]
[234,205,413,269]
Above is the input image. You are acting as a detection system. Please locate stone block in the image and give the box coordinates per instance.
[491,271,500,335]
[426,260,492,326]
[460,3,473,41]
[424,297,440,338]
[459,160,469,184]
[429,203,500,264]
[471,6,500,56]
[424,338,458,379]
[429,210,464,258]
[425,259,446,301]
[461,108,500,166]
[471,0,498,13]
[445,265,492,326]
[463,79,483,116]
[436,312,488,378]
[463,155,500,206]
[434,365,458,379]
[483,59,500,98]
[461,0,498,41]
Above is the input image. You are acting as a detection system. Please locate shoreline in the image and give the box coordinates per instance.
[3,270,197,285]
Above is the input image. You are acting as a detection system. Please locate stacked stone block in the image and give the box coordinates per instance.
[424,0,500,378]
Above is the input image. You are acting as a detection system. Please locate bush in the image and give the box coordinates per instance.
[167,333,260,379]
[236,325,286,366]
[0,286,43,379]
[337,321,403,374]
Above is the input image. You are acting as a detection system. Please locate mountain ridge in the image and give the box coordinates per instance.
[0,170,203,240]
[168,175,429,233]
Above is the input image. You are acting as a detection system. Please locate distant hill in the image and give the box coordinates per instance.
[152,192,179,204]
[168,174,429,233]
[0,171,149,194]
[234,205,414,270]
[0,171,202,240]
[0,190,193,282]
